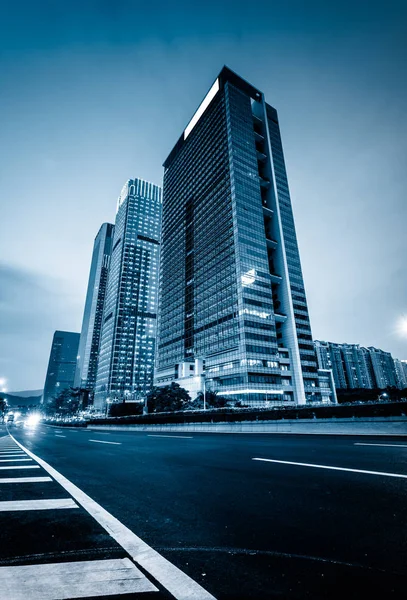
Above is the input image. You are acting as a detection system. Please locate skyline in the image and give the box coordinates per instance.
[1,1,406,390]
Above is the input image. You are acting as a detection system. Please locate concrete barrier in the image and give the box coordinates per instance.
[88,417,407,436]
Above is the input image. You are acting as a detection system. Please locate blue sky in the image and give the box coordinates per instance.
[1,0,406,390]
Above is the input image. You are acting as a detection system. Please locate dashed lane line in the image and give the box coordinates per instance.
[252,457,407,479]
[0,498,78,511]
[11,433,217,600]
[354,443,407,448]
[55,435,66,438]
[88,439,121,445]
[0,477,52,483]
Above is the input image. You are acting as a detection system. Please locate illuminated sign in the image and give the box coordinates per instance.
[184,78,220,140]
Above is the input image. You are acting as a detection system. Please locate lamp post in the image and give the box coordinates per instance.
[203,373,206,411]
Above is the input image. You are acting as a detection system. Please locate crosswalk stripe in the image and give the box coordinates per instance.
[0,477,52,483]
[0,465,40,470]
[0,498,78,511]
[0,458,32,462]
[0,557,157,599]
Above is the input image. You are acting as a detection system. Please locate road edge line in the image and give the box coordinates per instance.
[10,433,217,600]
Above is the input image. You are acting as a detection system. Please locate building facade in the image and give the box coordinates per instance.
[75,223,114,392]
[394,358,407,389]
[155,67,324,406]
[94,179,162,410]
[43,331,80,405]
[368,347,397,389]
[315,340,399,391]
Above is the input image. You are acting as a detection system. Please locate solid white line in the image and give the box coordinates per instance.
[0,498,78,511]
[10,434,217,600]
[88,439,121,445]
[147,435,194,439]
[55,435,66,438]
[0,477,52,483]
[355,443,407,448]
[0,458,32,462]
[0,557,157,599]
[252,458,407,479]
[0,465,40,470]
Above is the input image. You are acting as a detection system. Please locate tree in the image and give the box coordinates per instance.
[191,390,229,409]
[0,397,6,422]
[46,388,80,415]
[146,383,191,413]
[109,402,143,417]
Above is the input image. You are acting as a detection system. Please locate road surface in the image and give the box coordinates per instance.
[1,423,407,598]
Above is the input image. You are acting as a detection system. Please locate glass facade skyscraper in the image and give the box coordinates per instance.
[94,179,162,409]
[74,222,114,392]
[155,67,322,406]
[43,330,80,405]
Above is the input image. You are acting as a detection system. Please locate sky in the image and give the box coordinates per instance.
[0,0,406,391]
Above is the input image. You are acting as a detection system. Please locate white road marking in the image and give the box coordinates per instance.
[88,439,121,445]
[148,434,194,439]
[0,465,40,470]
[0,498,78,511]
[11,434,217,600]
[252,458,407,479]
[0,458,32,462]
[0,477,52,483]
[355,443,407,448]
[55,434,66,438]
[0,453,25,456]
[0,557,157,599]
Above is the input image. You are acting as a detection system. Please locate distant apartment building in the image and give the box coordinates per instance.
[94,179,162,410]
[315,340,398,390]
[368,347,397,389]
[394,358,407,389]
[155,66,332,406]
[314,341,348,389]
[75,223,114,392]
[43,331,80,405]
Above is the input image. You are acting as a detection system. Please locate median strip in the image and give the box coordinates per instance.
[148,434,194,439]
[252,458,407,479]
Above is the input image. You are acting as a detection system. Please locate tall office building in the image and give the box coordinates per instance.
[74,223,114,392]
[94,179,162,409]
[43,331,80,405]
[155,67,324,406]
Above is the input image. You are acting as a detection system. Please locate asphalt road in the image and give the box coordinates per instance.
[3,423,407,599]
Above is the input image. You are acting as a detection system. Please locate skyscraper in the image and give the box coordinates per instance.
[94,179,162,410]
[43,330,80,405]
[155,67,323,406]
[75,223,114,392]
